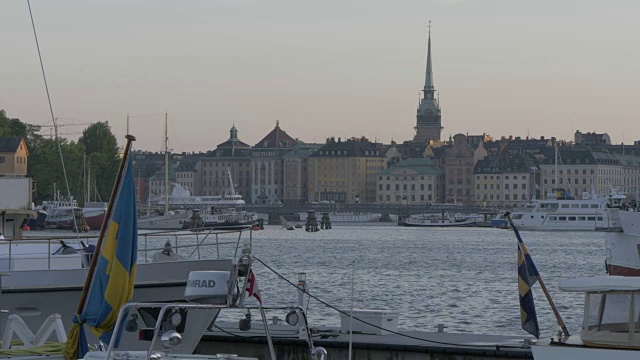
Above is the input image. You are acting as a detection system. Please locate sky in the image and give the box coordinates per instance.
[1,0,639,152]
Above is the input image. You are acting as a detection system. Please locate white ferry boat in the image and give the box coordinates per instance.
[159,183,245,210]
[507,188,624,231]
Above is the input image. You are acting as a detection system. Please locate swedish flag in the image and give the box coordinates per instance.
[64,154,138,359]
[514,224,540,339]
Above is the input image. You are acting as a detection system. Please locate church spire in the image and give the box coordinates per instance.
[413,20,442,143]
[423,20,435,96]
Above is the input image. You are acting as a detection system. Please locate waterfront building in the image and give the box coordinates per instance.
[0,137,28,176]
[376,158,444,204]
[539,148,621,199]
[200,125,252,200]
[307,137,386,203]
[282,143,322,204]
[413,25,443,143]
[442,134,482,204]
[250,121,298,204]
[175,156,201,196]
[474,154,540,207]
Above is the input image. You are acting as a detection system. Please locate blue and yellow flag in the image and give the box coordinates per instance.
[64,154,138,360]
[513,224,540,339]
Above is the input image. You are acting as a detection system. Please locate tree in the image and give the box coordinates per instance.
[28,137,85,202]
[78,122,120,202]
[0,109,42,148]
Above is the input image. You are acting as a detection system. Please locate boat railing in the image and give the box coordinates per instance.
[0,228,253,271]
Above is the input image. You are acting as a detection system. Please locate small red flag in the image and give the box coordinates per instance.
[246,270,262,304]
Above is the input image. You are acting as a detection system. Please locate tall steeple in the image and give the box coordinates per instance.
[413,21,443,143]
[424,22,434,95]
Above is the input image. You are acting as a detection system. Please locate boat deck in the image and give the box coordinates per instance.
[199,321,533,359]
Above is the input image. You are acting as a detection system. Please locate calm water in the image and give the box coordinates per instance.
[246,224,603,339]
[28,224,604,339]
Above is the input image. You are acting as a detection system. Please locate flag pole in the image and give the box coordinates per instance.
[505,212,570,338]
[74,134,137,315]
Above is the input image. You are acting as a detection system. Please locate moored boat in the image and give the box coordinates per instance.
[532,276,640,359]
[82,201,107,230]
[506,188,625,231]
[403,212,476,227]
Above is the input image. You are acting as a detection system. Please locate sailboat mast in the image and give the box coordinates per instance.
[164,111,169,214]
[554,144,558,197]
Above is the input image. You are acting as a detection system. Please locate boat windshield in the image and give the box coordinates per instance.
[583,291,640,348]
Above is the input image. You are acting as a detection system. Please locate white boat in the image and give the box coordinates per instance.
[139,113,194,231]
[604,209,640,276]
[531,275,640,359]
[0,206,256,341]
[160,183,246,210]
[138,210,191,230]
[403,212,476,227]
[41,191,81,230]
[507,188,625,231]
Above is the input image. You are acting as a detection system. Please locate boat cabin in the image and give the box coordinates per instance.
[559,275,640,349]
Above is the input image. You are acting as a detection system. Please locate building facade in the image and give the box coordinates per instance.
[0,137,28,176]
[376,158,444,204]
[307,137,386,203]
[250,121,298,204]
[442,134,475,204]
[282,143,322,204]
[200,125,252,200]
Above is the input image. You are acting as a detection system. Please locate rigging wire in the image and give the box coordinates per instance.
[27,0,82,239]
[251,256,528,350]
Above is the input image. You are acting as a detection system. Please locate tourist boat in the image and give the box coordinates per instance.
[160,183,246,210]
[403,212,477,227]
[531,275,640,359]
[506,188,625,231]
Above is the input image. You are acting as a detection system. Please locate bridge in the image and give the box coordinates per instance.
[242,203,502,224]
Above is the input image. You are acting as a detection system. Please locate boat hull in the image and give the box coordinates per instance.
[605,211,640,276]
[0,259,233,339]
[138,213,190,230]
[83,208,106,230]
[532,345,640,360]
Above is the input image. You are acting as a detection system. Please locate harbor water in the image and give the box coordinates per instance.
[24,224,604,340]
[247,224,601,340]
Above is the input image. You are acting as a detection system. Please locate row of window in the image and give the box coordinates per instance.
[378,183,435,191]
[476,174,528,180]
[378,194,434,202]
[476,193,528,200]
[477,183,527,190]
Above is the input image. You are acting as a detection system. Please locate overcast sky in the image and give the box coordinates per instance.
[1,1,639,152]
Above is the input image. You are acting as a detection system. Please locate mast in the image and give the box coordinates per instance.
[164,111,169,214]
[554,144,558,197]
[227,168,236,196]
[87,159,91,202]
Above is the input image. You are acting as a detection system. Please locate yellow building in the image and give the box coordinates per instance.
[0,137,28,176]
[307,138,386,203]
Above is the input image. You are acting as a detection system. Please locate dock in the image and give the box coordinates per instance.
[197,321,533,360]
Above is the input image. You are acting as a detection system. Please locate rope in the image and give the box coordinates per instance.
[252,256,528,350]
[0,340,65,356]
